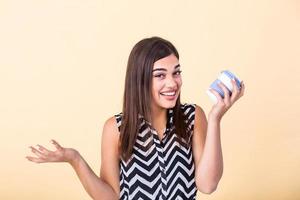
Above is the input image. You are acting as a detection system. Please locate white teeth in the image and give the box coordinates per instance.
[161,91,176,96]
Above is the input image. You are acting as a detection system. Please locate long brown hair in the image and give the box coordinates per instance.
[120,36,191,162]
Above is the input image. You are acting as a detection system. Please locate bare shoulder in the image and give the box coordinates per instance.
[194,104,207,126]
[101,116,121,151]
[100,116,120,195]
[102,116,120,138]
[192,104,207,175]
[194,104,207,142]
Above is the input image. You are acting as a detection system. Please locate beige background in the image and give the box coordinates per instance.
[0,0,299,199]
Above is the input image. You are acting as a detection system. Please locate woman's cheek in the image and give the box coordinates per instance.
[176,77,182,87]
[152,81,162,97]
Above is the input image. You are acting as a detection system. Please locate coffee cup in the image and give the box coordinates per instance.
[206,70,242,104]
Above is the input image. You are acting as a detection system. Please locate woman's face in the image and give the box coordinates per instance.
[151,54,182,111]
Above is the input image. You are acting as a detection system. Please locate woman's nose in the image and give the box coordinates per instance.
[165,77,177,88]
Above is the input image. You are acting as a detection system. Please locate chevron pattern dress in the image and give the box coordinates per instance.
[115,103,197,200]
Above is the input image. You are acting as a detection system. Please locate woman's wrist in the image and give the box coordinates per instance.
[65,148,80,167]
[208,112,222,122]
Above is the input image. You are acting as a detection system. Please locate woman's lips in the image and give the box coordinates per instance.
[160,91,177,100]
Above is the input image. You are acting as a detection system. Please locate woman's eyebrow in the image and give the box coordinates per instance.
[152,64,180,72]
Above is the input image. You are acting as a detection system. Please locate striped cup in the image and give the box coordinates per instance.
[206,70,242,104]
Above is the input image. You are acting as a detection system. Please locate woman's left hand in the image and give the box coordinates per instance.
[208,79,245,121]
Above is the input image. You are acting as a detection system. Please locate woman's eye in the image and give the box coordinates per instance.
[154,71,182,78]
[154,74,165,78]
[174,70,182,76]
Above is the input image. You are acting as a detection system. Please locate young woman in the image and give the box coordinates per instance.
[26,36,245,200]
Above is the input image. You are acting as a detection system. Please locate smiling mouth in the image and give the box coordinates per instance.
[160,91,176,96]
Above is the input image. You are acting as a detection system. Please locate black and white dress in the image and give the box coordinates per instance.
[115,103,197,200]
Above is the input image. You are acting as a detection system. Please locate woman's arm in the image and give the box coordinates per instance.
[69,150,119,200]
[26,117,120,200]
[192,105,223,194]
[192,79,245,194]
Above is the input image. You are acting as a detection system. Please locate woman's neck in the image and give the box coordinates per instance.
[150,105,167,135]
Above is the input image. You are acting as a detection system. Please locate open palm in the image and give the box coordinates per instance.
[26,139,78,164]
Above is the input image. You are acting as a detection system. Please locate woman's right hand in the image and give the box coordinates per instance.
[26,139,79,165]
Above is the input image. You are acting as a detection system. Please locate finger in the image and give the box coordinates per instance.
[239,81,245,97]
[230,78,239,102]
[50,139,63,150]
[217,82,230,105]
[29,146,46,159]
[36,144,52,155]
[209,88,223,103]
[26,156,45,163]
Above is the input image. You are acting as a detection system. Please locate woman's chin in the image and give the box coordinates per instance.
[160,100,177,109]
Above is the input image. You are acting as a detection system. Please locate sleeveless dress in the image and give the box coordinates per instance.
[114,103,197,200]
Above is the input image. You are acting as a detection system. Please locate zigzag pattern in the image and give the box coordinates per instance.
[115,103,197,200]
